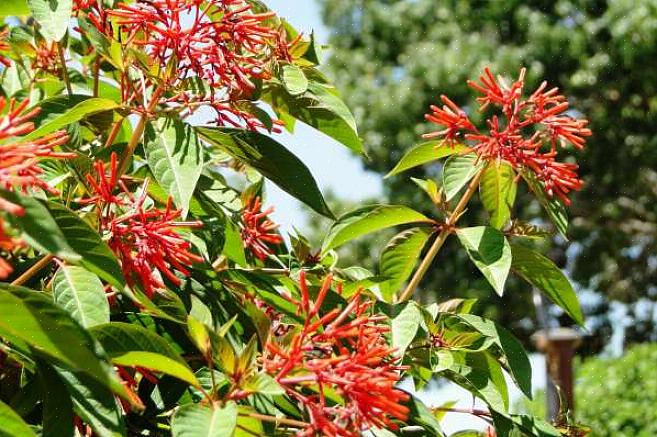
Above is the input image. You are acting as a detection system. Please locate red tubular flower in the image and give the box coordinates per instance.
[92,0,290,129]
[424,67,592,205]
[0,98,71,215]
[0,28,10,67]
[240,196,283,261]
[108,187,203,297]
[263,273,409,436]
[0,217,22,279]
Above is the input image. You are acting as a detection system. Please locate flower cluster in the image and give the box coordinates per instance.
[83,154,202,296]
[0,98,70,278]
[0,28,10,67]
[424,68,591,204]
[76,0,292,130]
[240,196,282,261]
[30,40,61,76]
[263,273,409,436]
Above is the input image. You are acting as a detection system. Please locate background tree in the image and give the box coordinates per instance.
[316,0,656,348]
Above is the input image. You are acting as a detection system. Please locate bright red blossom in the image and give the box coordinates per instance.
[0,98,70,215]
[77,0,291,130]
[263,273,409,436]
[424,67,592,204]
[83,154,203,297]
[240,196,283,260]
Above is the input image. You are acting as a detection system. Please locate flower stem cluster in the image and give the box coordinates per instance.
[263,272,409,436]
[425,67,592,204]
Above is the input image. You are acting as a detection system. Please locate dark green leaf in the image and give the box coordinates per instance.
[53,265,110,328]
[386,142,470,177]
[480,162,517,229]
[322,204,433,254]
[1,191,80,261]
[0,399,37,437]
[491,410,560,437]
[262,82,364,154]
[457,314,532,399]
[456,227,512,296]
[380,227,433,294]
[46,201,125,290]
[197,127,333,218]
[37,361,74,437]
[0,284,128,401]
[444,352,509,412]
[521,170,568,239]
[56,368,126,437]
[510,243,583,325]
[26,97,119,140]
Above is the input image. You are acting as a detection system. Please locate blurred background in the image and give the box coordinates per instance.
[263,1,657,435]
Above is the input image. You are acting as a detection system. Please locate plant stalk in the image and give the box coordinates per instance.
[398,168,485,302]
[243,412,308,429]
[58,43,73,97]
[11,254,55,287]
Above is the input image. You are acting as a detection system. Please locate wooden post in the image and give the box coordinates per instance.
[532,328,583,420]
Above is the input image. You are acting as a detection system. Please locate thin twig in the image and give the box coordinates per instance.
[432,406,492,417]
[104,116,125,148]
[11,254,55,287]
[93,56,100,97]
[242,412,308,429]
[398,168,485,302]
[58,43,73,97]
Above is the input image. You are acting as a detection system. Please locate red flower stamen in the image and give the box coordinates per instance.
[424,67,592,205]
[240,196,283,261]
[263,274,409,436]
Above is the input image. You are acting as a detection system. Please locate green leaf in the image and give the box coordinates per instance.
[411,177,441,204]
[456,227,512,296]
[56,368,125,437]
[403,395,445,437]
[480,162,517,229]
[27,0,72,41]
[263,82,364,154]
[386,142,470,177]
[443,153,485,201]
[392,301,423,356]
[235,407,264,437]
[36,361,74,437]
[172,401,238,437]
[146,119,204,217]
[491,410,561,437]
[521,170,568,239]
[510,243,583,325]
[1,191,80,261]
[197,127,333,218]
[0,1,30,17]
[90,322,188,365]
[282,64,309,95]
[53,266,110,328]
[46,201,125,290]
[112,352,199,387]
[0,284,128,400]
[445,352,509,412]
[322,204,433,254]
[0,400,37,437]
[380,227,433,293]
[25,97,120,140]
[456,314,532,399]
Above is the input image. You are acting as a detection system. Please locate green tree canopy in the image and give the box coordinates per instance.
[317,0,657,347]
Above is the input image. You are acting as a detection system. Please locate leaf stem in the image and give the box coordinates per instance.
[117,86,164,176]
[242,412,308,429]
[58,43,73,97]
[11,254,55,287]
[398,168,485,302]
[93,56,100,98]
[104,116,125,148]
[431,406,492,417]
